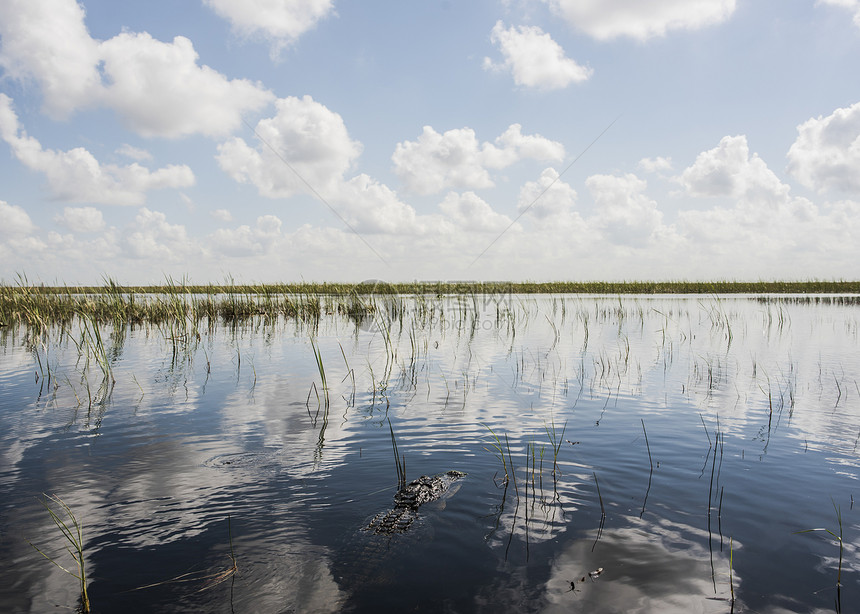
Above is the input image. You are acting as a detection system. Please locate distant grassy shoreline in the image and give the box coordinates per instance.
[3,279,859,329]
[5,280,860,295]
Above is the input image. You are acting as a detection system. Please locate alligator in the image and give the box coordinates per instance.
[333,470,466,600]
[364,470,466,535]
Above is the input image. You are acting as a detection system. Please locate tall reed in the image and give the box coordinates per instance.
[388,419,406,489]
[310,337,329,407]
[544,417,567,479]
[795,499,845,613]
[483,424,510,484]
[28,494,90,613]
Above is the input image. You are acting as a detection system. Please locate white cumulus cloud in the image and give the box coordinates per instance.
[393,124,564,195]
[55,206,106,233]
[0,94,195,205]
[586,173,665,246]
[484,124,567,168]
[677,137,819,249]
[203,0,335,51]
[545,0,737,41]
[0,200,36,236]
[212,209,234,222]
[0,0,101,118]
[393,127,493,195]
[818,0,860,28]
[255,214,282,236]
[115,144,153,162]
[216,97,423,236]
[0,0,273,138]
[439,191,512,232]
[787,101,860,193]
[216,95,362,198]
[637,156,673,173]
[209,215,284,257]
[484,21,592,90]
[125,208,197,261]
[679,135,788,204]
[517,168,578,221]
[331,174,422,235]
[99,32,274,139]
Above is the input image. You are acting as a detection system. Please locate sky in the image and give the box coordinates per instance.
[1,0,860,285]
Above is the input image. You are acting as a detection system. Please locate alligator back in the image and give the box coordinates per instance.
[365,470,466,535]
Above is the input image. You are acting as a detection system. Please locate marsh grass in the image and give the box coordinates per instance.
[729,536,736,609]
[27,494,90,613]
[544,417,567,479]
[505,433,519,500]
[0,279,341,330]
[484,424,511,485]
[132,515,238,594]
[3,279,858,333]
[80,315,114,384]
[485,421,578,518]
[795,500,845,613]
[592,472,607,551]
[339,341,356,406]
[310,337,329,407]
[5,279,860,412]
[640,419,655,517]
[388,419,406,489]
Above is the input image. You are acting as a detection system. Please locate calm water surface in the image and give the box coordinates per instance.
[1,294,859,613]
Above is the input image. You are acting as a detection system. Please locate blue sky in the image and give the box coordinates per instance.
[1,0,860,284]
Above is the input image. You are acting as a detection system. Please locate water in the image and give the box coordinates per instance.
[1,294,860,613]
